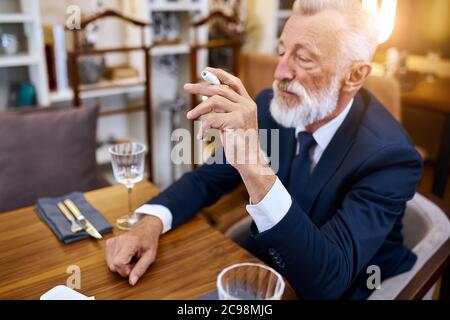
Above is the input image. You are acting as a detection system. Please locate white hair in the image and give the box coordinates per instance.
[270,76,341,128]
[293,0,380,63]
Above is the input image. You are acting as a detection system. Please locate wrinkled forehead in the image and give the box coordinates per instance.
[280,10,348,58]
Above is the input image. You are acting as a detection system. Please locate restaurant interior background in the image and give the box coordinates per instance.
[0,0,450,228]
[0,0,449,300]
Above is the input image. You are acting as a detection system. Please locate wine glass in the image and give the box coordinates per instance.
[109,142,146,231]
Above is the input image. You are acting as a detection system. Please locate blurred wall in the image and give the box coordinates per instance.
[245,0,277,53]
[381,0,450,57]
[380,0,450,162]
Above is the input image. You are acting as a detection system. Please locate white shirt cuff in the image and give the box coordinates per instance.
[135,204,173,234]
[246,178,292,233]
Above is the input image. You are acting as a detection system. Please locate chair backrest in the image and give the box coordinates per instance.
[368,194,450,300]
[0,106,108,213]
[240,51,278,99]
[363,75,402,122]
[402,198,434,250]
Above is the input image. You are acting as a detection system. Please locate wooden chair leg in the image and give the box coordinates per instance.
[440,268,450,300]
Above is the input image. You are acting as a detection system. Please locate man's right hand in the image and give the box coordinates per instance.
[105,215,163,286]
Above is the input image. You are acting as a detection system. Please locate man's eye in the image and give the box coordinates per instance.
[278,51,285,57]
[298,55,312,63]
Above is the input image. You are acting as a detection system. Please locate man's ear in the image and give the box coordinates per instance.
[342,62,372,93]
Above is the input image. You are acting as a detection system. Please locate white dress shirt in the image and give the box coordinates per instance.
[136,100,353,234]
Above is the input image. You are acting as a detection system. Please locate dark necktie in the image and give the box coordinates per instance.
[288,132,317,202]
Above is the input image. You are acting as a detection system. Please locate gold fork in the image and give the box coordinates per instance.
[57,202,83,233]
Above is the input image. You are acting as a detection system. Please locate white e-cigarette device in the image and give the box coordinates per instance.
[201,70,221,85]
[199,70,221,154]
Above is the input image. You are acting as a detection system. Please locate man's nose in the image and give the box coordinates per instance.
[274,55,295,82]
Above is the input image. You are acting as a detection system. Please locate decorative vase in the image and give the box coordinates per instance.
[78,56,105,85]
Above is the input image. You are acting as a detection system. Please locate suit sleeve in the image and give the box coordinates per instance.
[147,162,242,228]
[250,144,423,299]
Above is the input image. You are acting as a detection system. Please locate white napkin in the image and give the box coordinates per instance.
[40,285,95,300]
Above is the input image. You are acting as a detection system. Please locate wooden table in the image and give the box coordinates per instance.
[402,79,450,198]
[0,181,293,300]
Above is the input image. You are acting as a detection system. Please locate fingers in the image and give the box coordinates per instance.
[105,238,116,272]
[206,67,251,99]
[129,250,156,286]
[187,95,237,120]
[114,241,138,277]
[198,113,232,140]
[106,236,139,278]
[116,263,133,278]
[184,83,242,103]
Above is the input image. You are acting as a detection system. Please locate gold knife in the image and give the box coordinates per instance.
[63,199,102,239]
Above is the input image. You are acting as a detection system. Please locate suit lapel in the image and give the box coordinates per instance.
[302,92,369,213]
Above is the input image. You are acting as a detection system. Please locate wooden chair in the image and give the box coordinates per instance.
[364,75,428,160]
[364,75,402,122]
[67,10,154,181]
[239,51,278,99]
[370,193,450,300]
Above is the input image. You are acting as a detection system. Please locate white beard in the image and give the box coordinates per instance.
[270,77,341,129]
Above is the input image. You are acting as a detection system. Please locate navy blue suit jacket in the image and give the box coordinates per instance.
[148,88,423,299]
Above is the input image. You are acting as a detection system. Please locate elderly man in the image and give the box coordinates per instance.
[106,0,423,299]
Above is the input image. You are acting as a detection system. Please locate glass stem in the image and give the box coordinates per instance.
[127,186,133,215]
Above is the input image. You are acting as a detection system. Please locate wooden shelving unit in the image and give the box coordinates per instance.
[49,80,145,103]
[0,0,49,107]
[65,9,154,181]
[0,13,34,23]
[152,43,190,56]
[151,0,205,12]
[0,53,39,67]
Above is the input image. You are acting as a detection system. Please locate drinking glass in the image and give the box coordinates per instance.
[217,263,285,300]
[109,143,146,231]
